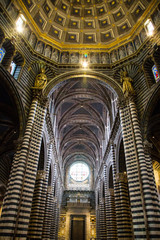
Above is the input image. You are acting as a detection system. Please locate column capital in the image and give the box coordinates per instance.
[13,137,24,147]
[47,186,53,193]
[106,188,114,196]
[117,99,127,109]
[36,170,46,180]
[32,90,49,107]
[115,172,127,183]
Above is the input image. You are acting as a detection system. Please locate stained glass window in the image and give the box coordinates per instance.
[152,65,160,82]
[0,47,5,63]
[70,162,89,182]
[10,61,16,75]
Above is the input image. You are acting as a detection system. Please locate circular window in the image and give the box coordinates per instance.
[69,162,89,182]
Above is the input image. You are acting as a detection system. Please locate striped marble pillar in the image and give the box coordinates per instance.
[96,207,100,239]
[110,143,133,239]
[27,170,46,239]
[42,186,54,239]
[42,164,57,239]
[114,173,133,239]
[99,198,107,240]
[119,97,160,239]
[50,182,61,240]
[50,199,57,240]
[105,189,117,240]
[27,143,52,239]
[0,95,48,240]
[143,140,160,238]
[104,164,117,240]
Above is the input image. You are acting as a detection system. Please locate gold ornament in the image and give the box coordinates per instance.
[34,68,47,89]
[120,71,135,97]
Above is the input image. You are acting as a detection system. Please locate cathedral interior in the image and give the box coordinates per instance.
[0,0,160,239]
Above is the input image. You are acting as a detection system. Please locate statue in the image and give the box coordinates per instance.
[101,53,110,64]
[140,29,147,42]
[90,53,98,64]
[120,71,135,97]
[111,51,117,63]
[29,33,36,48]
[153,11,160,26]
[23,25,31,40]
[70,53,79,64]
[44,45,51,58]
[51,49,59,62]
[36,41,43,54]
[8,3,18,19]
[61,52,69,64]
[134,36,140,50]
[127,43,134,55]
[119,47,126,59]
[34,68,47,89]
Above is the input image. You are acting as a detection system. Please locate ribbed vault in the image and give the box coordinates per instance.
[49,76,118,173]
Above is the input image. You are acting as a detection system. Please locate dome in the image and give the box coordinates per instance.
[18,0,154,50]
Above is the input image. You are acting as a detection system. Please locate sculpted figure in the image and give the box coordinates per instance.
[140,29,147,42]
[127,43,134,55]
[23,25,31,40]
[29,33,36,48]
[134,37,140,50]
[34,68,47,89]
[119,47,126,59]
[90,53,98,64]
[8,4,18,19]
[153,11,160,26]
[120,71,135,97]
[101,53,109,64]
[36,41,43,54]
[111,51,117,63]
[44,45,51,58]
[51,49,59,62]
[70,53,79,64]
[61,52,69,64]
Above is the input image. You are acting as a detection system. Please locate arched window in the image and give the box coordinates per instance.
[143,57,157,87]
[0,47,6,63]
[1,38,15,70]
[10,52,24,80]
[152,65,160,83]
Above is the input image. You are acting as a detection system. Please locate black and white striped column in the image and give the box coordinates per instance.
[111,143,133,239]
[0,96,48,239]
[119,97,160,239]
[27,170,46,239]
[114,172,133,239]
[27,143,52,239]
[42,186,54,239]
[104,164,117,240]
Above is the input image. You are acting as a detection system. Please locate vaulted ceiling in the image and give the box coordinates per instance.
[50,77,117,169]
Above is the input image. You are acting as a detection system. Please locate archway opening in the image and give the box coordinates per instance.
[48,74,119,240]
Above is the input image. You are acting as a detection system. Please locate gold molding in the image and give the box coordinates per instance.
[18,0,158,50]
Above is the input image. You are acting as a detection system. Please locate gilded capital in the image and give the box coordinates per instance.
[116,172,128,183]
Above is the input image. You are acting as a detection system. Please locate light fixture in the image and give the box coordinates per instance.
[81,52,89,68]
[81,60,88,68]
[144,19,154,37]
[16,14,26,33]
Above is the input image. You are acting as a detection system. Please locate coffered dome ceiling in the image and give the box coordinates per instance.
[19,0,154,49]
